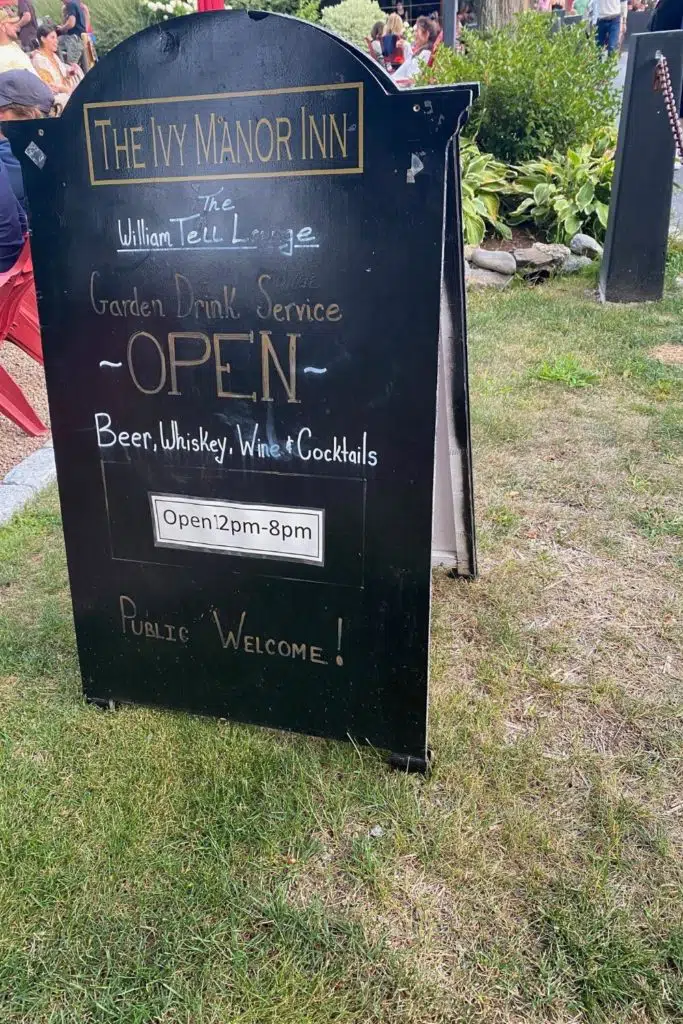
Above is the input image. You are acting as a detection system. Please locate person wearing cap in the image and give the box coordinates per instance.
[0,71,53,214]
[0,68,54,119]
[0,9,37,75]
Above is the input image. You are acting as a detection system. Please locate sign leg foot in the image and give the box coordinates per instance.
[85,696,118,711]
[387,749,433,775]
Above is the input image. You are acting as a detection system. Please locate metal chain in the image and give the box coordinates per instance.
[654,52,683,161]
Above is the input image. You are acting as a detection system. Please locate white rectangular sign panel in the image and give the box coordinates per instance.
[150,493,324,565]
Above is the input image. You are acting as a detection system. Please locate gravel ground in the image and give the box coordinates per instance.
[0,344,50,477]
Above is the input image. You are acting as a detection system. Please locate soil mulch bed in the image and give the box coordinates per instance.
[478,226,541,252]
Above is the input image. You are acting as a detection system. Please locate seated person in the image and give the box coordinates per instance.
[32,24,83,112]
[392,15,438,82]
[367,20,385,61]
[0,126,25,211]
[0,71,54,213]
[458,1,475,27]
[0,9,38,76]
[382,13,410,70]
[0,157,26,273]
[0,69,54,120]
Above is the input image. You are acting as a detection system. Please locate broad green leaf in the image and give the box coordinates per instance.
[576,182,595,212]
[533,183,553,205]
[595,200,609,228]
[466,154,490,178]
[463,212,485,246]
[480,174,509,189]
[553,198,572,216]
[481,193,500,219]
[563,214,582,237]
[510,197,535,215]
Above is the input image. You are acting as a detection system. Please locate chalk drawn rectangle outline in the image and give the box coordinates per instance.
[83,81,364,187]
[149,491,325,566]
[99,461,366,589]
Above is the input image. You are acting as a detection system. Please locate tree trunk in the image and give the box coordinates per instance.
[477,0,526,31]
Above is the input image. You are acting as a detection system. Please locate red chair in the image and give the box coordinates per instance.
[0,240,47,437]
[428,31,443,68]
[8,276,43,365]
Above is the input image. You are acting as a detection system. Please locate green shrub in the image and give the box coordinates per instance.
[423,13,619,164]
[460,139,513,246]
[320,0,384,49]
[229,0,300,13]
[38,0,62,25]
[95,0,153,54]
[508,130,615,242]
[139,0,194,25]
[295,0,321,21]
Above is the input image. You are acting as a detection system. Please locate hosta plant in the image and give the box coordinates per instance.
[460,140,513,247]
[507,130,616,243]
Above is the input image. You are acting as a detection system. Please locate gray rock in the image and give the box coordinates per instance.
[466,266,513,289]
[471,248,516,275]
[561,254,593,274]
[570,232,603,258]
[0,485,35,526]
[369,825,384,838]
[513,243,570,269]
[3,446,56,493]
[674,275,683,290]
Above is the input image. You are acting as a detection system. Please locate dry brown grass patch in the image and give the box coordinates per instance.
[650,344,683,365]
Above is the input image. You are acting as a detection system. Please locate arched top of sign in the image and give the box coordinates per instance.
[48,10,476,190]
[72,9,404,109]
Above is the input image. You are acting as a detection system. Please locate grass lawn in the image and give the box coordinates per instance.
[0,274,682,1023]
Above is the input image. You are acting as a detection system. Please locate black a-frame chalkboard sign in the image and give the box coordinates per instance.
[8,11,477,770]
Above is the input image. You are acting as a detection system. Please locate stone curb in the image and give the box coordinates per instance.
[0,442,56,526]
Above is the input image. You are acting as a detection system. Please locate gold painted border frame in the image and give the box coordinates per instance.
[83,81,365,186]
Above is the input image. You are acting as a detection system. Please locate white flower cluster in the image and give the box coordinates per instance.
[141,0,196,20]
